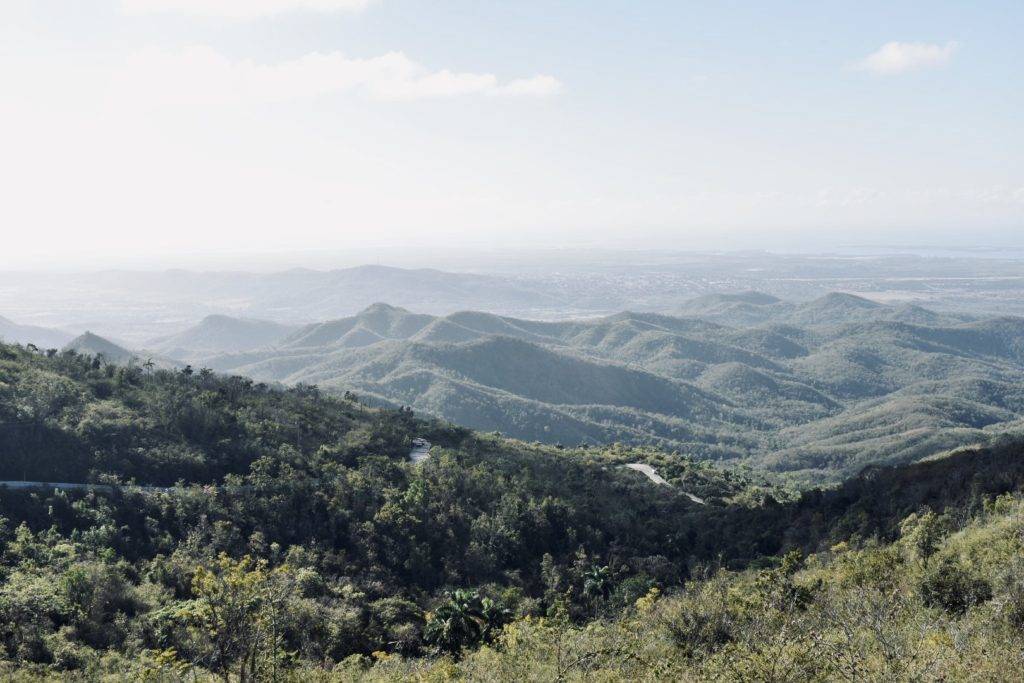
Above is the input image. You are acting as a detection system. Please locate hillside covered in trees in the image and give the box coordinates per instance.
[2,341,1024,679]
[367,492,1024,681]
[153,294,1024,483]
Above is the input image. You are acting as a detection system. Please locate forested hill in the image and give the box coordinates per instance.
[0,341,426,484]
[188,296,1024,482]
[3,340,1024,677]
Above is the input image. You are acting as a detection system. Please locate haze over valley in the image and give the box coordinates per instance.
[4,248,1024,344]
[4,1,1024,679]
[10,259,1024,484]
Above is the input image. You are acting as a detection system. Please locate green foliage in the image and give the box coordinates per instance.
[354,497,1024,682]
[422,589,510,657]
[201,301,1024,483]
[177,554,297,680]
[661,573,736,659]
[919,558,992,615]
[899,508,947,565]
[3,341,1024,679]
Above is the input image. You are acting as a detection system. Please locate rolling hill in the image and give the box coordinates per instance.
[0,265,561,344]
[63,331,182,370]
[148,314,299,360]
[64,332,139,364]
[676,291,971,328]
[164,294,1024,482]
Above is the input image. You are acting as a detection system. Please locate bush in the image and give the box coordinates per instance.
[661,577,736,659]
[919,558,992,615]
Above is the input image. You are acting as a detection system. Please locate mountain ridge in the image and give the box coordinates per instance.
[177,294,1024,482]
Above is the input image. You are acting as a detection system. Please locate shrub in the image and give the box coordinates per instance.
[919,558,992,615]
[661,577,736,659]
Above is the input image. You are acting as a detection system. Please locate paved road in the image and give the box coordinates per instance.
[0,481,174,494]
[681,491,707,505]
[0,481,261,495]
[623,463,669,485]
[621,463,707,504]
[409,439,432,464]
[1,447,711,508]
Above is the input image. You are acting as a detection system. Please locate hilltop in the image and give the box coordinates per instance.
[63,331,138,364]
[148,314,298,360]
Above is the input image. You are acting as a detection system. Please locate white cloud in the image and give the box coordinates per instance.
[121,0,374,19]
[117,46,561,104]
[496,75,562,97]
[854,41,958,75]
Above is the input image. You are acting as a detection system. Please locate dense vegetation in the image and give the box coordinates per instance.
[187,296,1024,482]
[362,493,1024,681]
[2,341,1024,679]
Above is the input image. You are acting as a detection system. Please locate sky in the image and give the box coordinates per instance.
[1,0,1022,268]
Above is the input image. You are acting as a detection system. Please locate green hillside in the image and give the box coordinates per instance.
[367,485,1024,682]
[3,341,1024,678]
[193,297,1024,482]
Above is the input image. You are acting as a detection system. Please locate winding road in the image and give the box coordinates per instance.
[621,463,707,504]
[0,447,707,508]
[622,463,669,485]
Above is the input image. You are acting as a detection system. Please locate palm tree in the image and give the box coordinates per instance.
[423,589,485,656]
[582,565,613,602]
[479,597,512,643]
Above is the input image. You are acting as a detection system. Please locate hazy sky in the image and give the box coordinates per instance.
[2,1,1022,267]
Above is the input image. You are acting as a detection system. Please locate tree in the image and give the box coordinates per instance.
[479,597,512,644]
[180,555,296,682]
[899,509,946,566]
[582,565,613,603]
[919,557,992,615]
[10,369,82,479]
[423,589,486,656]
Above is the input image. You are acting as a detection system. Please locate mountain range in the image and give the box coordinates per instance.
[0,266,561,343]
[92,291,1023,483]
[9,250,1024,348]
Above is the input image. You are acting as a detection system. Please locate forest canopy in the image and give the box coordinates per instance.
[1,342,1023,679]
